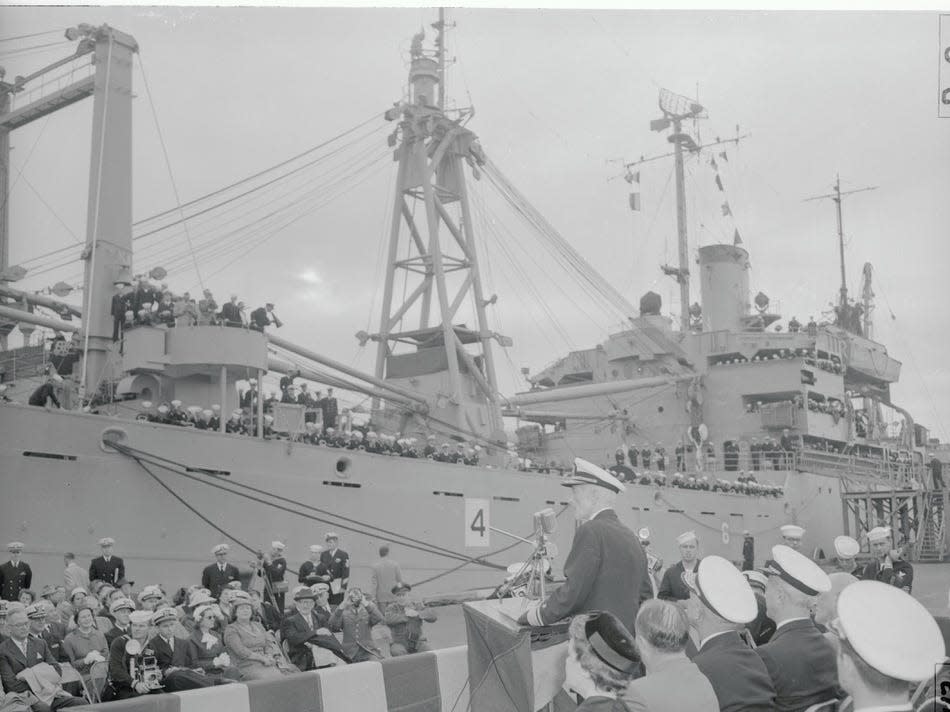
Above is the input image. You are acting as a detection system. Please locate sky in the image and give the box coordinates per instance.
[1,7,948,441]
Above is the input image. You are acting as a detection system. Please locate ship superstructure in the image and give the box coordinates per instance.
[0,21,944,599]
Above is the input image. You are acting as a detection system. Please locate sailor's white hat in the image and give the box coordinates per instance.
[141,401,153,409]
[637,527,651,542]
[676,530,698,546]
[187,405,202,414]
[202,409,213,418]
[693,556,757,624]
[7,542,24,552]
[308,544,324,554]
[271,541,285,551]
[109,597,135,614]
[866,526,891,543]
[742,570,768,592]
[99,537,115,547]
[780,524,805,540]
[211,404,221,412]
[129,610,152,625]
[151,607,177,626]
[212,543,229,555]
[834,535,860,558]
[171,400,182,407]
[764,544,831,596]
[157,405,169,414]
[561,457,626,493]
[834,580,944,682]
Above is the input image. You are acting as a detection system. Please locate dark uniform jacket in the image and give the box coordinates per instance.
[201,563,241,599]
[0,560,32,601]
[280,610,348,670]
[320,549,350,603]
[537,509,652,632]
[106,624,129,648]
[35,622,69,662]
[747,591,776,646]
[298,560,331,586]
[692,631,776,712]
[0,635,63,693]
[147,634,199,671]
[106,634,140,698]
[756,618,839,712]
[861,558,913,593]
[383,600,437,652]
[657,560,699,601]
[89,556,126,586]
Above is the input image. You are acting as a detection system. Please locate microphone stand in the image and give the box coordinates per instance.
[489,525,553,600]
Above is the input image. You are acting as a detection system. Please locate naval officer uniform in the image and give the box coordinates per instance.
[520,459,652,633]
[756,545,838,712]
[201,544,241,599]
[688,556,776,712]
[89,537,126,586]
[0,542,32,602]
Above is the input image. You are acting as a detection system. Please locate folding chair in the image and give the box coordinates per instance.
[87,661,109,704]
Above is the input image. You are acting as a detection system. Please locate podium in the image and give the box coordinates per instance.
[463,599,573,712]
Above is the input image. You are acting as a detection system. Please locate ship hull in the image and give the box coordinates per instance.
[0,404,842,595]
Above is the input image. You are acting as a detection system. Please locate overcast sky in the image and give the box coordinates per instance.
[2,7,948,440]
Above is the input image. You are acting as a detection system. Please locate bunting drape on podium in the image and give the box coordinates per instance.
[463,601,572,712]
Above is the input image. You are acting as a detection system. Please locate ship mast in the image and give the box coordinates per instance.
[625,89,745,331]
[804,175,877,313]
[369,16,504,441]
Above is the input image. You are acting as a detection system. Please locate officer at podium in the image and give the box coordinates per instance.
[519,458,652,632]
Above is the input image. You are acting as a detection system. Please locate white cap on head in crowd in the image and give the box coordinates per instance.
[325,532,339,542]
[834,535,860,558]
[25,603,46,620]
[834,580,944,682]
[70,587,88,599]
[129,610,152,625]
[99,537,115,547]
[212,544,229,555]
[189,590,215,608]
[780,524,805,541]
[764,544,831,596]
[311,582,330,594]
[637,527,651,542]
[692,556,757,624]
[676,530,698,546]
[866,526,891,543]
[152,607,177,626]
[309,544,324,554]
[171,400,182,407]
[7,542,24,553]
[109,598,135,614]
[271,541,285,551]
[139,585,163,601]
[561,458,626,493]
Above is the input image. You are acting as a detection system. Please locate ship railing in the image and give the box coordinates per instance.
[796,448,922,488]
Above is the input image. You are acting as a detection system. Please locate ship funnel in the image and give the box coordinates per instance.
[698,244,750,332]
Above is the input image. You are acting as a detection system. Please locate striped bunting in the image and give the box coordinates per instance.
[78,645,473,711]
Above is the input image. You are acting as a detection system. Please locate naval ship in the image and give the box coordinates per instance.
[0,20,943,598]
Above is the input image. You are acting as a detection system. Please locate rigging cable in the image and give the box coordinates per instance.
[135,54,204,290]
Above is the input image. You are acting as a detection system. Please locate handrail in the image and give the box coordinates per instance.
[795,447,924,488]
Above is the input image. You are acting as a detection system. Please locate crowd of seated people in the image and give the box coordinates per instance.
[0,537,443,705]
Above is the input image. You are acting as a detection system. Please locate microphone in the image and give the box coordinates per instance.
[533,508,557,536]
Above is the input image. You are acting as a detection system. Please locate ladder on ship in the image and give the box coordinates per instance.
[840,486,948,563]
[914,490,948,562]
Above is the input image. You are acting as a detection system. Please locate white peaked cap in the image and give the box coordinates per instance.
[171,400,182,407]
[212,543,229,555]
[764,544,831,596]
[835,580,944,682]
[308,544,324,553]
[742,570,768,591]
[271,541,285,550]
[866,526,891,543]
[695,556,757,624]
[129,610,152,625]
[676,530,698,546]
[834,535,860,558]
[561,458,625,493]
[98,537,115,546]
[780,524,805,540]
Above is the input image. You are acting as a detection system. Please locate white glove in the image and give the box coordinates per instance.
[405,608,419,618]
[212,653,231,667]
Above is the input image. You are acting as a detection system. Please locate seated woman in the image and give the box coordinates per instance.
[62,606,110,683]
[564,611,643,711]
[223,590,297,680]
[188,603,242,680]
